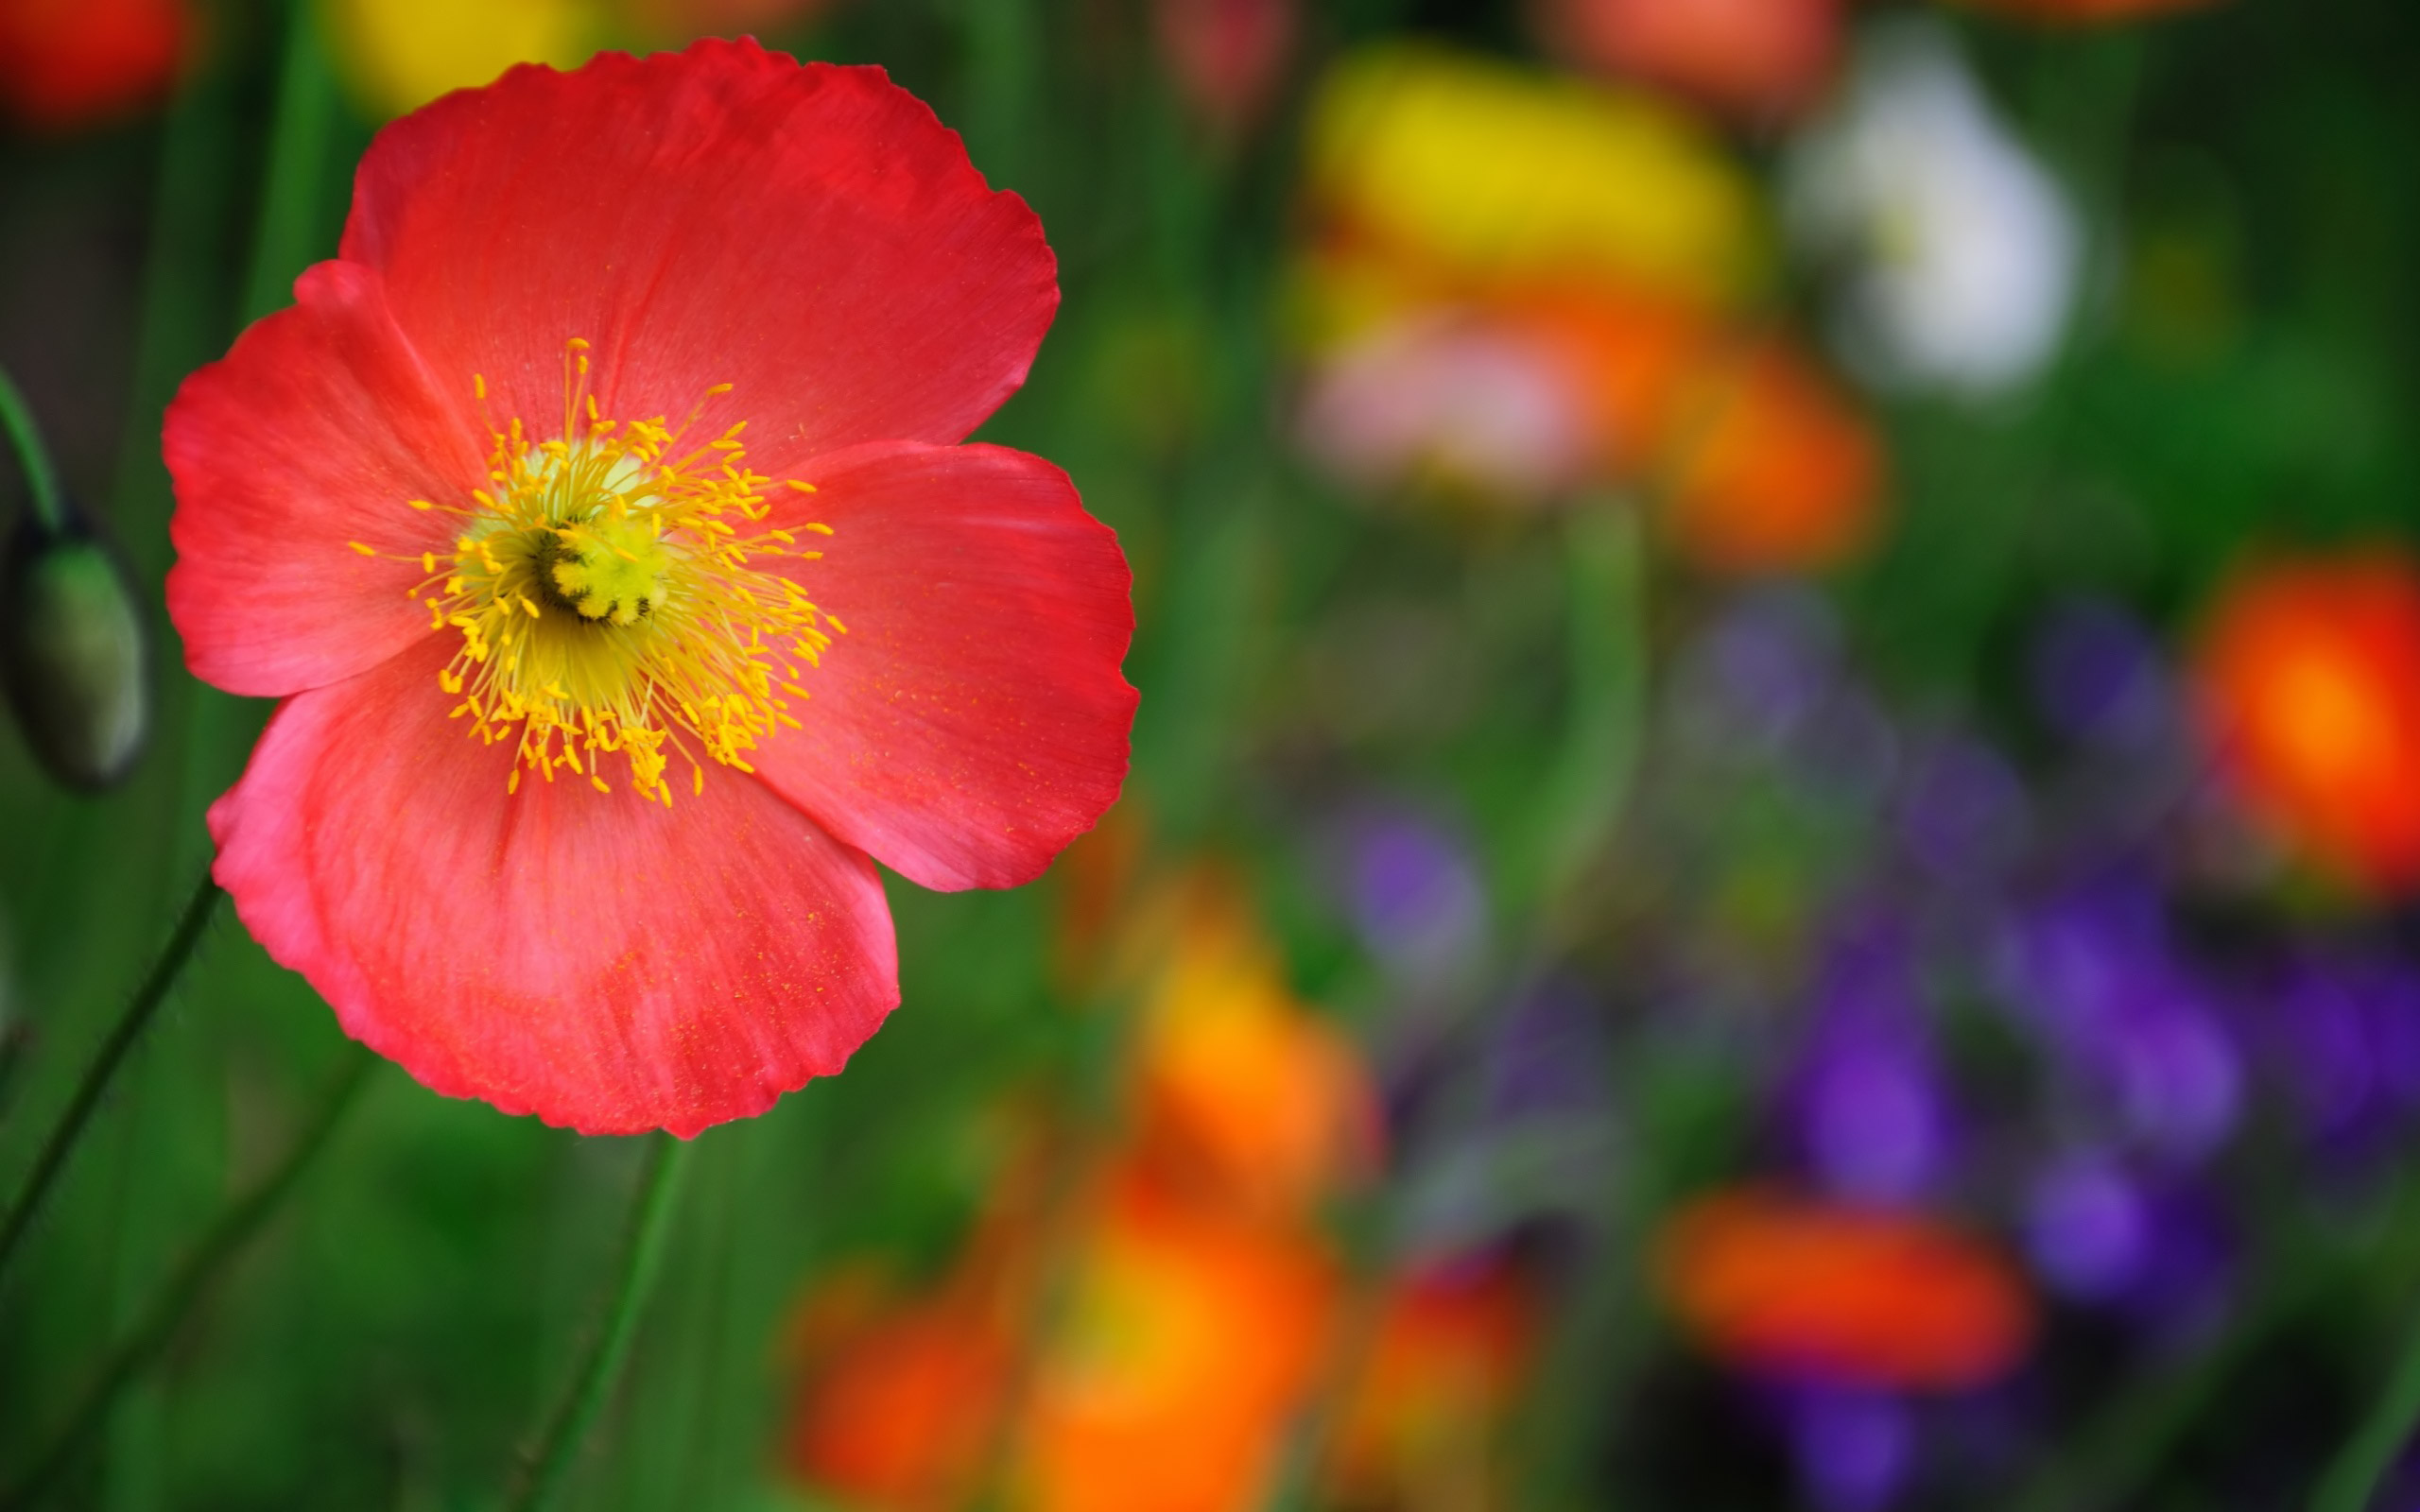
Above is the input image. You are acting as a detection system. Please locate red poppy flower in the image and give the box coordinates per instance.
[2194,550,2420,895]
[1655,1188,2035,1390]
[164,41,1136,1136]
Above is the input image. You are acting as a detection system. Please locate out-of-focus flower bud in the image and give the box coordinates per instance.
[0,0,193,130]
[320,0,591,119]
[1536,0,1841,124]
[1153,0,1298,142]
[1,522,150,789]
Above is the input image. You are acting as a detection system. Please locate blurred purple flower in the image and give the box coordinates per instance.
[1685,586,1844,753]
[1894,732,2030,883]
[1337,807,1489,983]
[2028,597,2174,751]
[1787,1388,1912,1512]
[1787,933,1955,1205]
[2257,954,2420,1155]
[1486,975,1611,1120]
[1995,878,2242,1162]
[2022,1156,2149,1302]
[2023,1158,2236,1340]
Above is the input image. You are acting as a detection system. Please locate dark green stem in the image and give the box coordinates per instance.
[0,873,223,1284]
[0,365,68,536]
[505,1135,693,1512]
[0,1046,373,1509]
[2313,1297,2420,1512]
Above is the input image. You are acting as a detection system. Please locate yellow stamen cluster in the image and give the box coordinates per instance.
[365,340,839,804]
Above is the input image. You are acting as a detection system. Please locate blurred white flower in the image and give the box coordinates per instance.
[1785,22,2082,398]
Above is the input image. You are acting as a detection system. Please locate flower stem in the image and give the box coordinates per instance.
[2313,1296,2420,1512]
[1515,501,1647,936]
[0,1045,373,1510]
[0,363,68,537]
[505,1134,694,1512]
[0,873,223,1285]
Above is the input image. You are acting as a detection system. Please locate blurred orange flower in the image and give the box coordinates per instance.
[1655,1188,2035,1390]
[1536,0,1841,122]
[1010,1168,1340,1512]
[1325,1254,1542,1512]
[0,0,191,129]
[1129,875,1381,1217]
[2194,550,2420,896]
[1656,341,1883,576]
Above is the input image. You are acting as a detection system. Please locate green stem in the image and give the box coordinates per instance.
[505,1135,693,1512]
[0,1046,373,1510]
[2313,1297,2420,1512]
[0,365,68,536]
[0,874,223,1285]
[243,0,338,325]
[1515,502,1648,933]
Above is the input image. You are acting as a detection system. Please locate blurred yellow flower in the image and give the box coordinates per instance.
[1302,44,1764,311]
[321,0,592,117]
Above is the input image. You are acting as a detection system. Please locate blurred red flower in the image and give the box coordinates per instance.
[1325,1253,1541,1509]
[0,0,190,129]
[784,1264,1018,1512]
[2195,550,2420,896]
[1154,0,1298,139]
[1537,0,1841,122]
[164,41,1135,1135]
[1656,340,1883,577]
[1655,1188,2036,1390]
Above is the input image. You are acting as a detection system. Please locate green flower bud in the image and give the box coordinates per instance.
[2,523,150,790]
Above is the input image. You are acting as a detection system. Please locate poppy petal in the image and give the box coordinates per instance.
[210,641,900,1137]
[340,39,1057,462]
[751,440,1136,892]
[164,260,482,697]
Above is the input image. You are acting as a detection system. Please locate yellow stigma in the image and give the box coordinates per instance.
[402,339,838,805]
